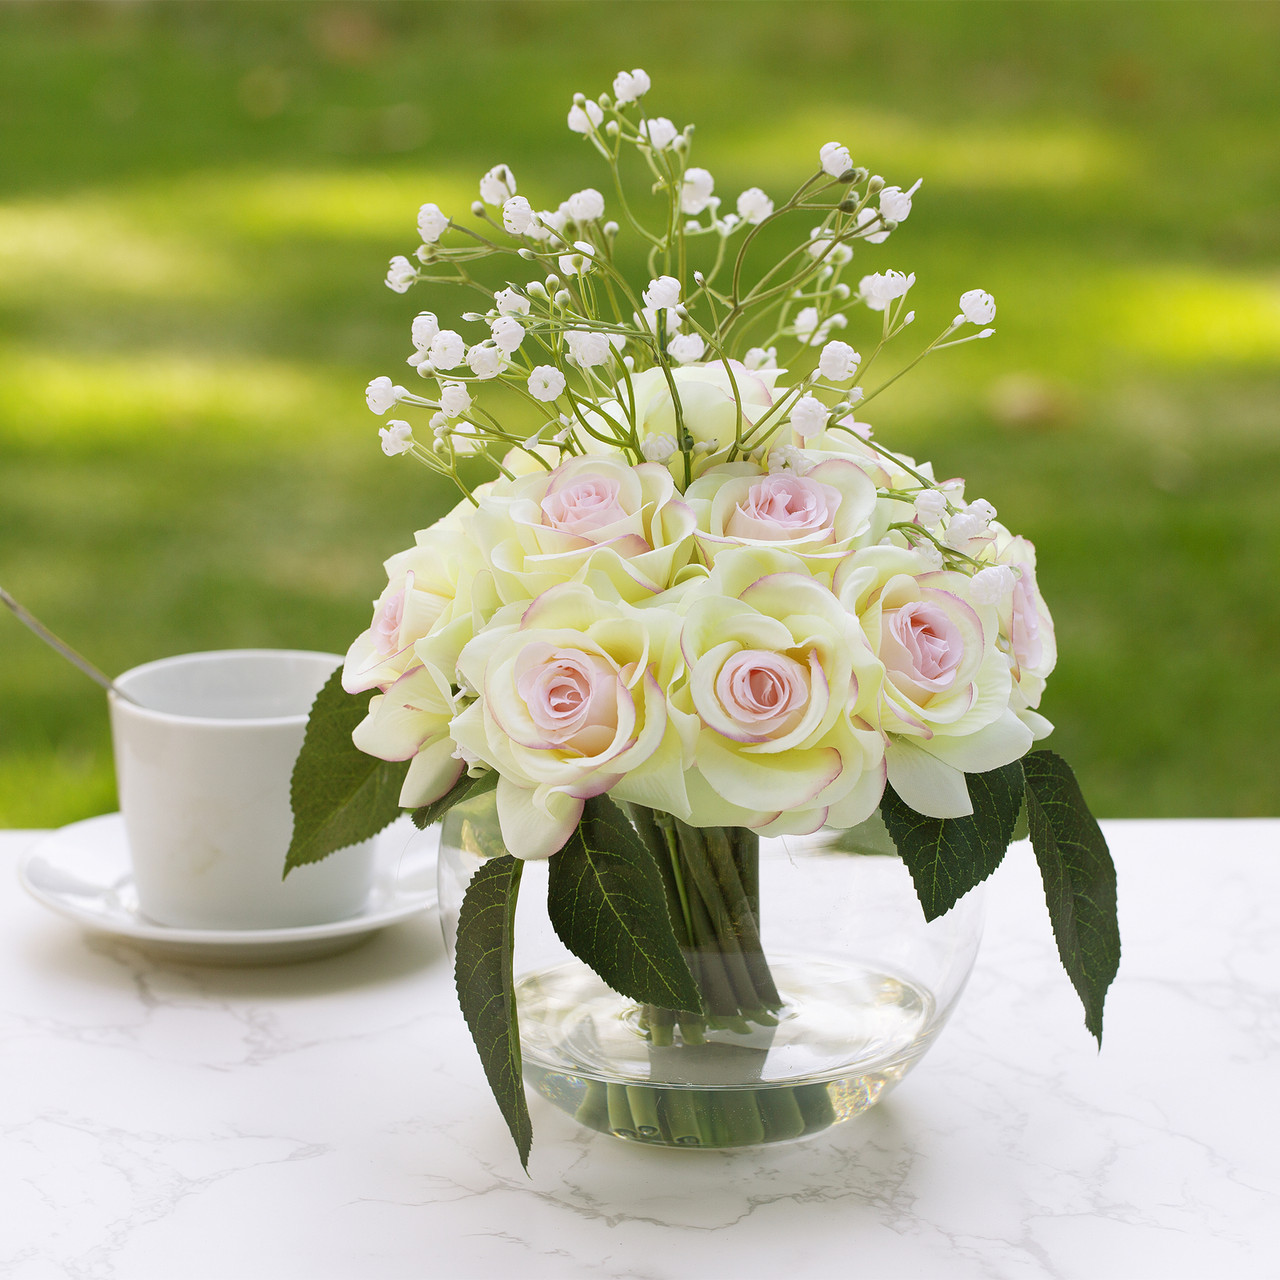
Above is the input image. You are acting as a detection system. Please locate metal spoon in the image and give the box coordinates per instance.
[0,586,144,706]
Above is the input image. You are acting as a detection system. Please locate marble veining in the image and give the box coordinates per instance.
[3,820,1277,1279]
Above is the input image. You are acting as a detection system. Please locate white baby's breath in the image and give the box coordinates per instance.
[494,287,530,316]
[502,196,533,235]
[859,270,916,311]
[567,188,606,221]
[490,315,526,353]
[639,117,679,150]
[879,178,922,225]
[565,330,612,367]
[668,333,706,364]
[411,312,440,352]
[817,340,860,382]
[528,365,566,402]
[567,100,604,134]
[958,289,997,325]
[438,381,472,419]
[643,275,681,310]
[466,344,505,380]
[479,164,516,206]
[819,141,853,178]
[385,255,417,293]
[736,187,773,224]
[378,420,414,456]
[680,168,716,215]
[612,68,651,105]
[416,203,449,244]
[365,376,405,414]
[790,393,829,439]
[428,330,466,370]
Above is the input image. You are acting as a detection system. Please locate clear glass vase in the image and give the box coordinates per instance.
[438,792,984,1150]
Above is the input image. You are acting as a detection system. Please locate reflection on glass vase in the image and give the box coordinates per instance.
[438,792,984,1151]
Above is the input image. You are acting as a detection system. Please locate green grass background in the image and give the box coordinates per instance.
[1,0,1277,826]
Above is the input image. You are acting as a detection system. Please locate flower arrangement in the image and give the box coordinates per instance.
[288,70,1119,1167]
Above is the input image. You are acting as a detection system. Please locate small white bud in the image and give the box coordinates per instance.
[959,289,997,325]
[478,164,516,206]
[790,393,830,439]
[913,489,948,528]
[384,255,416,293]
[817,340,861,383]
[365,376,405,415]
[567,100,604,134]
[970,564,1017,606]
[527,365,566,402]
[438,381,472,419]
[417,203,449,244]
[640,433,678,463]
[378,420,413,456]
[643,275,681,310]
[667,333,706,364]
[819,141,853,178]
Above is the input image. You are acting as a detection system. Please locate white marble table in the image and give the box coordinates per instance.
[3,819,1277,1280]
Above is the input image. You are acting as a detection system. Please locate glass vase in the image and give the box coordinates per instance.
[438,792,984,1150]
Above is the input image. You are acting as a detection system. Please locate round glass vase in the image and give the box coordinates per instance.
[438,793,985,1151]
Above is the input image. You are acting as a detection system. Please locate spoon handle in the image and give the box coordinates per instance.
[0,587,141,706]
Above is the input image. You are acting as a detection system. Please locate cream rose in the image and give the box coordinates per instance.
[685,457,878,569]
[472,454,697,604]
[672,547,887,836]
[985,525,1057,737]
[834,545,1033,819]
[449,584,690,859]
[342,503,488,695]
[350,660,464,809]
[577,360,787,481]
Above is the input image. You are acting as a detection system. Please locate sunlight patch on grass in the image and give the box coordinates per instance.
[0,347,350,443]
[1101,268,1280,366]
[0,198,235,301]
[0,168,478,307]
[724,110,1131,192]
[176,168,476,240]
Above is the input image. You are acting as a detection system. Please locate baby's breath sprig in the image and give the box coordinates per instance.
[366,70,998,504]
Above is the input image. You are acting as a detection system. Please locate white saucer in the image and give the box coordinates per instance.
[19,813,438,965]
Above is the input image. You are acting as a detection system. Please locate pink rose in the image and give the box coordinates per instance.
[880,602,964,702]
[473,454,697,603]
[714,649,812,741]
[371,583,407,655]
[725,474,838,543]
[687,458,878,568]
[540,474,631,539]
[513,643,626,755]
[1009,568,1043,672]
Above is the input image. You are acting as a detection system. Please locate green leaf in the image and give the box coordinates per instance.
[548,795,704,1012]
[880,760,1026,921]
[1022,750,1121,1045]
[454,853,532,1170]
[412,768,498,830]
[285,667,408,875]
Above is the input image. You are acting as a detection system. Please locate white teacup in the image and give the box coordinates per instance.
[109,649,376,931]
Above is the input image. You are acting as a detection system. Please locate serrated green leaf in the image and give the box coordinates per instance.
[411,768,498,830]
[880,760,1026,921]
[1022,750,1120,1045]
[454,853,531,1170]
[285,667,408,875]
[548,795,704,1012]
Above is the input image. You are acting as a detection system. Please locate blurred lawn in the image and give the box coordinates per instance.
[1,0,1277,824]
